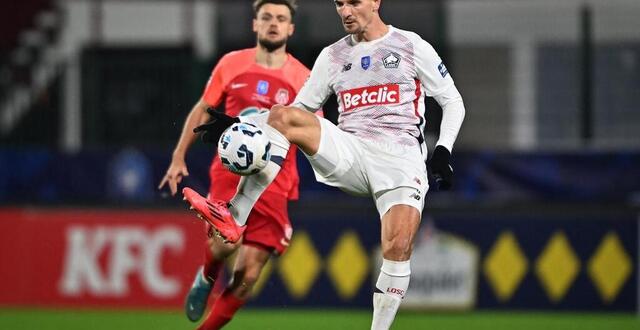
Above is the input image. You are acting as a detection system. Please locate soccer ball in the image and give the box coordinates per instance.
[218,122,271,176]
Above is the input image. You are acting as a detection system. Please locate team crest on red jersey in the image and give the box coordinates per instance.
[275,88,290,105]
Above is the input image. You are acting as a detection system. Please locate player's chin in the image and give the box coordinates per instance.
[342,24,359,34]
[267,35,285,44]
[258,37,287,52]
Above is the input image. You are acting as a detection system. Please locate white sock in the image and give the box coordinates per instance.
[371,259,411,330]
[229,123,289,225]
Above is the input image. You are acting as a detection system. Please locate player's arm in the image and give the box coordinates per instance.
[194,51,333,144]
[430,85,465,190]
[160,54,231,194]
[158,98,212,195]
[173,98,212,157]
[415,37,466,190]
[289,48,333,112]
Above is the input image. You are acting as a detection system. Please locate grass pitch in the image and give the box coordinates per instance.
[0,308,638,330]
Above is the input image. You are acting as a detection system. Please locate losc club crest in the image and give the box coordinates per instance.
[382,52,401,68]
[275,88,290,105]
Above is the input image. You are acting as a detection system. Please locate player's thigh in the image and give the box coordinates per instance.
[304,117,369,195]
[365,140,429,215]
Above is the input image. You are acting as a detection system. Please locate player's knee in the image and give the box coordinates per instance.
[268,106,307,138]
[240,271,260,288]
[382,235,413,260]
[229,268,260,299]
[267,105,292,131]
[230,265,260,288]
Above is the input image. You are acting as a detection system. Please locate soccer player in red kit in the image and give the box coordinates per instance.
[158,1,308,329]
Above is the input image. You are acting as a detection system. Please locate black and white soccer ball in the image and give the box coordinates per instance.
[218,123,271,176]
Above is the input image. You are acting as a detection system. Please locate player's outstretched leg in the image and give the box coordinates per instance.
[184,112,292,243]
[182,187,246,243]
[184,266,213,322]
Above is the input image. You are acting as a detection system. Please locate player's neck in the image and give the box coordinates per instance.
[255,46,288,69]
[354,18,388,42]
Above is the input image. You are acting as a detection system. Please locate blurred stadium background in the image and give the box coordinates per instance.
[1,0,639,329]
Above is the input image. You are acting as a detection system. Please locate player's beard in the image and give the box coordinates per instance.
[258,36,288,53]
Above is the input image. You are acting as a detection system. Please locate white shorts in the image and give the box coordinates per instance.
[304,117,429,217]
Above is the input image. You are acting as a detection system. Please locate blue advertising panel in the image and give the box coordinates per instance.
[240,207,638,311]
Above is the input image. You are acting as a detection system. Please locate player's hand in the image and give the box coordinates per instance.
[429,145,453,191]
[193,108,240,144]
[158,158,189,196]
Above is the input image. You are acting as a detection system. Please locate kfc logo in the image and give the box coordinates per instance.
[59,225,184,298]
[341,84,400,111]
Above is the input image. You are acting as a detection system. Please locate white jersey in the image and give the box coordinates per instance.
[293,26,455,147]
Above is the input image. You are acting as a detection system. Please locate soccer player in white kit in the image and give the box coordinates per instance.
[183,0,465,328]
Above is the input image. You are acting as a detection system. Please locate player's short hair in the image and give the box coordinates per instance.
[253,0,297,18]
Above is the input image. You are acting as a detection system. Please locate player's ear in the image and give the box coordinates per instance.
[373,0,381,11]
[252,18,258,33]
[288,23,295,37]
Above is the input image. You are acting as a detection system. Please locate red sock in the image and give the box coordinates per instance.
[197,289,245,330]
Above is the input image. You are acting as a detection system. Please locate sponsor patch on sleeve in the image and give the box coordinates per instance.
[438,62,449,78]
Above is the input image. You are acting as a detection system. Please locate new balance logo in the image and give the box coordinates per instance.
[340,84,400,111]
[342,63,352,72]
[409,192,421,201]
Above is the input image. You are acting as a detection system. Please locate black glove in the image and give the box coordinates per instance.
[194,108,240,144]
[429,145,453,191]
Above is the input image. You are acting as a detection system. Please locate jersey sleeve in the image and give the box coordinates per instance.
[202,56,228,107]
[414,37,455,97]
[290,48,332,112]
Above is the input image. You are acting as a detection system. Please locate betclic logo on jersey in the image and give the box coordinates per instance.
[341,84,400,111]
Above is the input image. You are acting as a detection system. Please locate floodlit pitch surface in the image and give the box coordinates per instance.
[1,309,638,330]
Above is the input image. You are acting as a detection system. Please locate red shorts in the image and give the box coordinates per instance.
[208,189,292,255]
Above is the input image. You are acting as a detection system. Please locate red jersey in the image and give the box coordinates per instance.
[202,48,310,200]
